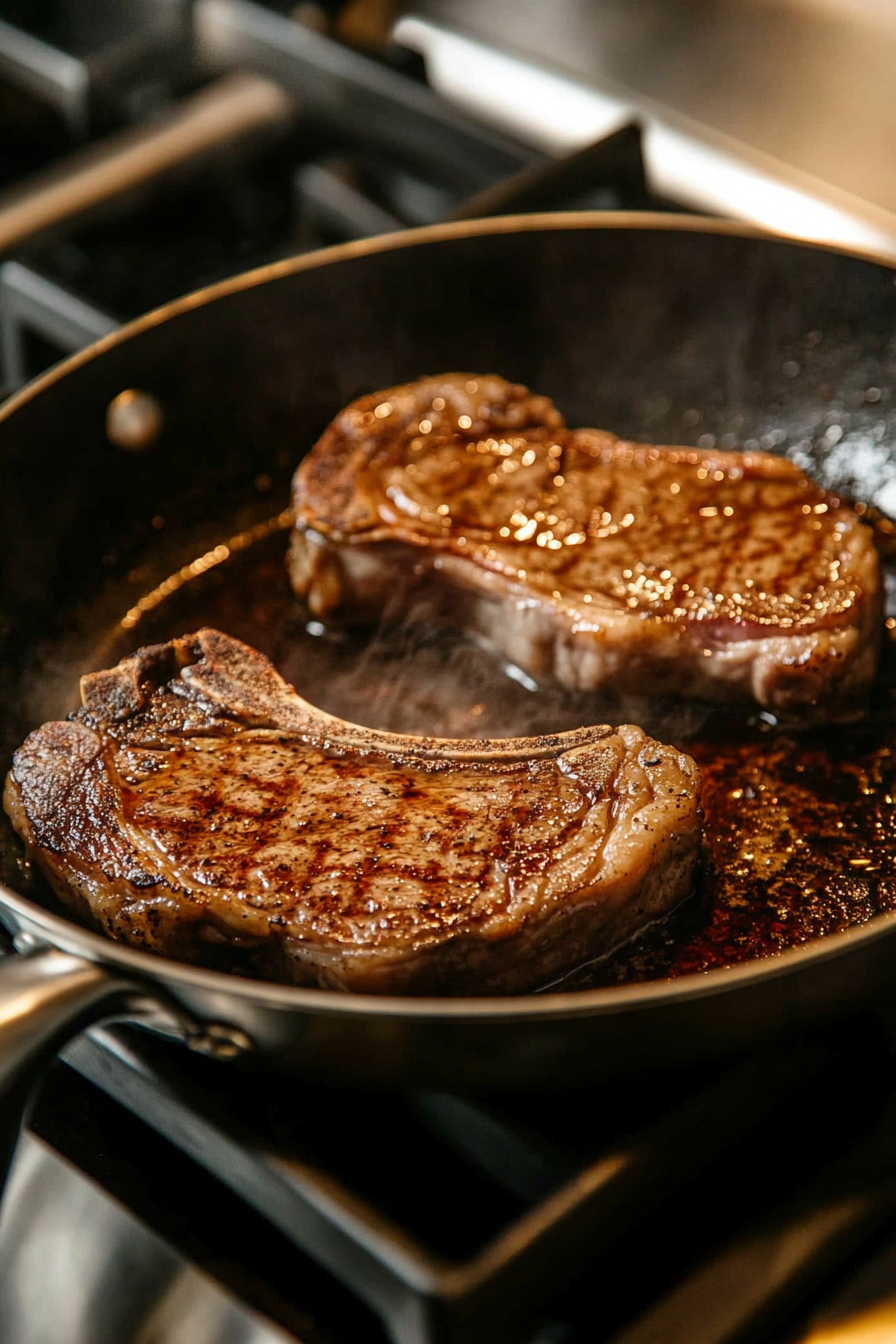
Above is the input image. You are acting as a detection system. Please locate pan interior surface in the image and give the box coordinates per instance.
[3,215,896,1015]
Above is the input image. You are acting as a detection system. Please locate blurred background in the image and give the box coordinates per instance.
[1,0,895,397]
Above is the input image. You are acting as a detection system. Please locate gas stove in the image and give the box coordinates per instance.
[7,1016,896,1343]
[3,4,896,1342]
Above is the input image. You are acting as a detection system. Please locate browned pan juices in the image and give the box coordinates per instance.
[587,703,896,987]
[87,509,896,992]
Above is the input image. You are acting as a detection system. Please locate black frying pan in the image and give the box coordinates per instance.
[2,214,896,1119]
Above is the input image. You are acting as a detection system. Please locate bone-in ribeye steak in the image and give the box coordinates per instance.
[4,629,700,994]
[289,374,882,720]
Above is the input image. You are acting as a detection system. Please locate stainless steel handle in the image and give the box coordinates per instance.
[0,946,146,1202]
[0,947,138,1093]
[0,941,255,1204]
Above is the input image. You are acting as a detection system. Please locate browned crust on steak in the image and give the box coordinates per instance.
[290,374,882,720]
[4,629,701,994]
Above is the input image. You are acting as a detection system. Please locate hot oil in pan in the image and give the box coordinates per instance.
[585,694,896,987]
[108,514,896,990]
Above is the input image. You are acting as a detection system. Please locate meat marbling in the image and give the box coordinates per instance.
[3,629,701,995]
[289,373,882,720]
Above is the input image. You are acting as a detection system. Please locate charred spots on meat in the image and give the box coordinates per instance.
[7,362,896,994]
[291,373,882,723]
[4,630,702,995]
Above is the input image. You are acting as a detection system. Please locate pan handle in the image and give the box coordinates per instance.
[0,943,198,1203]
[0,945,143,1090]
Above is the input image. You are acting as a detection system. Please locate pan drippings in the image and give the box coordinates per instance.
[91,515,896,990]
[579,703,896,987]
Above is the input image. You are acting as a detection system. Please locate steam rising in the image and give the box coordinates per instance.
[278,593,712,745]
[54,522,713,746]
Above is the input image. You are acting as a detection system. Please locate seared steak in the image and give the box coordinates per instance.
[290,374,882,720]
[4,629,700,995]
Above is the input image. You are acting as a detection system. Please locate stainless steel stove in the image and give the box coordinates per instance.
[397,0,896,257]
[4,4,896,1342]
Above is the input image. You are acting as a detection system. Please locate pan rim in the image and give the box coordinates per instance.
[2,208,895,435]
[2,879,896,1020]
[3,209,896,1022]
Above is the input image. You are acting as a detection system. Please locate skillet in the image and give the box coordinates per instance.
[2,212,896,1119]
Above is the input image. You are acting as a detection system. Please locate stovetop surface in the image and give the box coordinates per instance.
[406,0,896,221]
[14,1011,896,1344]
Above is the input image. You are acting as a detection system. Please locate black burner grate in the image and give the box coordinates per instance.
[0,1,662,393]
[15,1023,892,1344]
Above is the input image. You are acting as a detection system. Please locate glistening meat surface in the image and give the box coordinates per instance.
[3,630,701,995]
[290,374,882,719]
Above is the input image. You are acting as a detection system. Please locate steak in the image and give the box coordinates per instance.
[3,629,701,995]
[289,373,882,720]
